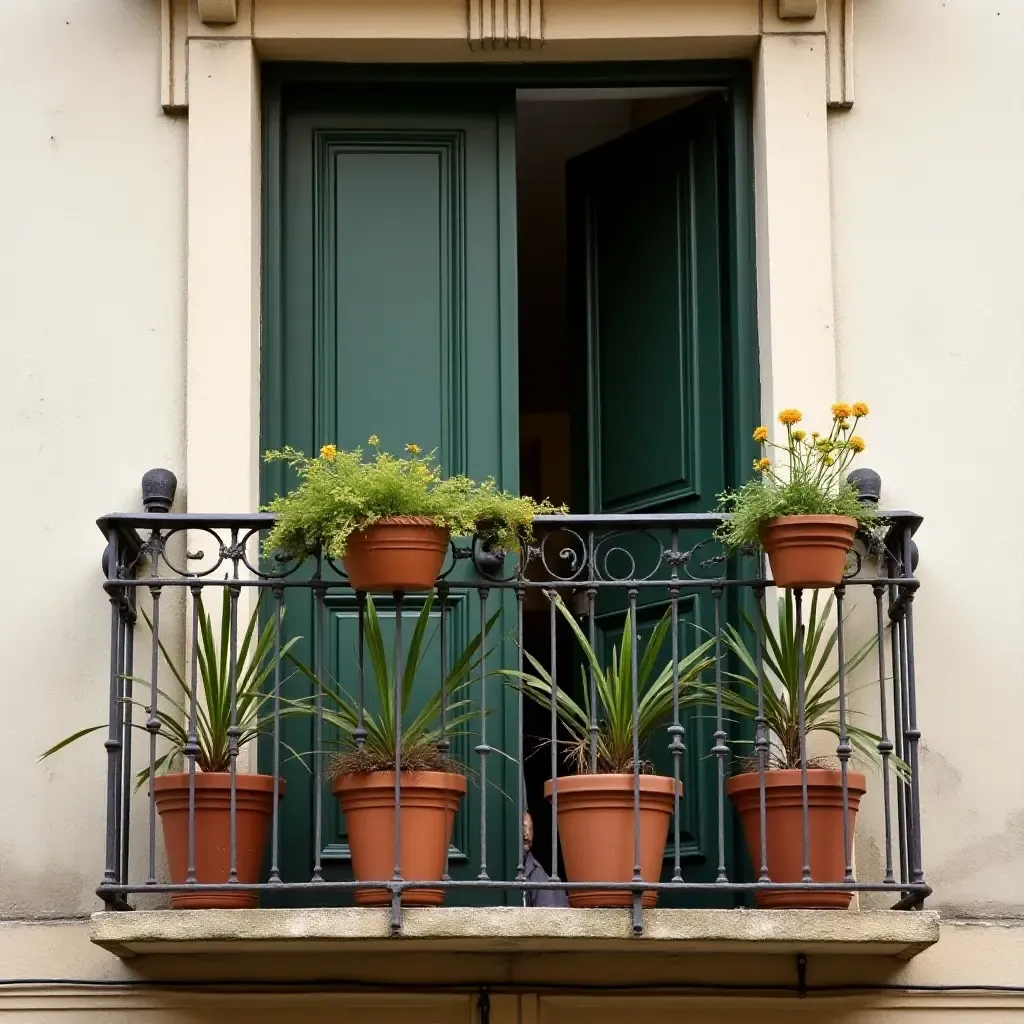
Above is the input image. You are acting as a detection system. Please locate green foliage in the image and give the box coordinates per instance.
[263,439,566,561]
[503,594,716,774]
[289,593,502,776]
[700,590,908,777]
[716,403,883,551]
[40,591,301,789]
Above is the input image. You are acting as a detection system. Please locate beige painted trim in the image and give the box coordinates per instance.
[197,0,238,24]
[753,34,837,433]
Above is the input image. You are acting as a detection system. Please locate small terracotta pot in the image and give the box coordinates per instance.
[759,515,857,589]
[343,517,450,593]
[153,772,284,910]
[543,774,680,908]
[333,771,467,906]
[727,768,866,909]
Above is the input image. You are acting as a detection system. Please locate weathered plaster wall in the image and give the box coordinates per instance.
[829,0,1024,919]
[0,0,186,916]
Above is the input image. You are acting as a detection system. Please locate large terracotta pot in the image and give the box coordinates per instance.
[153,772,284,910]
[759,515,857,589]
[543,774,680,908]
[333,771,467,906]
[344,517,450,593]
[727,768,866,909]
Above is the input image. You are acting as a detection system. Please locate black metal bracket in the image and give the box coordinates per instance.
[478,989,491,1024]
[796,953,808,998]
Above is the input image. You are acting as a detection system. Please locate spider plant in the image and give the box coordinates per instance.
[40,590,302,787]
[503,594,717,774]
[713,589,909,777]
[290,593,502,776]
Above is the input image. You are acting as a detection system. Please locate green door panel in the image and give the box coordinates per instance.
[568,97,745,905]
[261,85,519,903]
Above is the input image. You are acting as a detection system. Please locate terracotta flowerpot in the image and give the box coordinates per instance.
[153,772,284,910]
[727,769,866,909]
[543,774,680,908]
[333,771,467,906]
[343,517,450,593]
[759,515,857,589]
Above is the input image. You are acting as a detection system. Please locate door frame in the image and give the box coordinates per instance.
[258,63,760,892]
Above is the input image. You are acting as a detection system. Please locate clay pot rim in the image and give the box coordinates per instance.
[726,767,867,795]
[355,516,450,531]
[153,771,284,793]
[332,770,469,796]
[760,514,858,529]
[543,773,681,796]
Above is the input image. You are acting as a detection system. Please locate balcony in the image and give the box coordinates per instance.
[86,499,937,961]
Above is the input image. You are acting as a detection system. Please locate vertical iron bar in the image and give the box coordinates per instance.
[549,590,560,883]
[227,578,240,883]
[355,592,367,749]
[834,585,853,882]
[391,591,404,932]
[712,585,728,883]
[119,587,135,887]
[515,584,526,882]
[890,555,909,887]
[312,567,325,883]
[101,529,121,898]
[668,529,684,883]
[112,595,125,889]
[874,582,896,885]
[477,588,490,880]
[269,586,283,883]
[754,584,769,881]
[795,589,811,882]
[438,584,451,881]
[146,585,162,885]
[629,588,643,933]
[902,529,925,893]
[185,584,201,884]
[587,530,598,773]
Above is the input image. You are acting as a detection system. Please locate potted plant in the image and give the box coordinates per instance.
[41,591,295,909]
[504,595,715,907]
[293,592,500,906]
[713,589,907,909]
[716,403,880,588]
[263,438,564,593]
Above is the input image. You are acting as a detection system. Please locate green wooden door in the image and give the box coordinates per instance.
[261,84,520,903]
[567,97,745,904]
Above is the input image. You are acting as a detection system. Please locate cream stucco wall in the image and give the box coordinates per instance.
[0,0,1023,1014]
[0,0,186,918]
[828,0,1024,922]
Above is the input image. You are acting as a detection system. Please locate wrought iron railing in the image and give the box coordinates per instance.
[94,485,926,933]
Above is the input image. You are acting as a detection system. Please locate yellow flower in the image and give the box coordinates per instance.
[405,443,421,455]
[852,401,869,417]
[755,457,771,472]
[824,455,835,466]
[838,419,851,431]
[367,434,380,446]
[753,426,769,443]
[848,435,866,452]
[778,408,802,426]
[792,429,806,442]
[811,431,820,440]
[319,444,337,461]
[832,403,852,421]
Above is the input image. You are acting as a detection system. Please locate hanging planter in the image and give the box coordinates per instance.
[715,402,882,588]
[344,516,450,593]
[759,514,857,589]
[262,437,564,590]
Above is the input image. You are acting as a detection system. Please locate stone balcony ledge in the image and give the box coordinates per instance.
[91,907,939,961]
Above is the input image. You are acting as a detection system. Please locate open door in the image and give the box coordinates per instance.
[567,96,743,904]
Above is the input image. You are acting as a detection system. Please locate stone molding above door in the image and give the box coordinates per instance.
[160,0,855,113]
